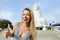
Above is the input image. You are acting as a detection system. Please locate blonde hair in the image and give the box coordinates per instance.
[23,8,36,40]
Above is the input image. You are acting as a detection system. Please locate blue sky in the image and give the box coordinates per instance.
[0,0,60,25]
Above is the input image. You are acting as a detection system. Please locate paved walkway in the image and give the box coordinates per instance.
[0,30,60,40]
[36,30,60,40]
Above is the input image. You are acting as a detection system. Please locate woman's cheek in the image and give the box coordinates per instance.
[28,17,30,22]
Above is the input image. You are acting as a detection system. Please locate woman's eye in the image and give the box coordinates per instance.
[27,14,30,16]
[27,14,29,16]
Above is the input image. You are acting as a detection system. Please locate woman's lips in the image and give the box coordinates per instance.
[24,19,28,21]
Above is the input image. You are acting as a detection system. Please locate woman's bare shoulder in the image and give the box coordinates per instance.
[13,22,19,31]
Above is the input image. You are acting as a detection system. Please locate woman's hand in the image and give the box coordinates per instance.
[4,28,10,38]
[4,22,19,38]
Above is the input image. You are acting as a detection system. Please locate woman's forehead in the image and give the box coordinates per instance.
[23,10,29,12]
[23,10,31,14]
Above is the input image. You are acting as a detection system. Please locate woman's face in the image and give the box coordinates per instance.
[22,10,31,24]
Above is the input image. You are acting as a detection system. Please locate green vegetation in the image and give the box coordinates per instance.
[46,26,52,30]
[0,19,13,29]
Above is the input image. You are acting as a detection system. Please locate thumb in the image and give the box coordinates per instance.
[7,27,10,33]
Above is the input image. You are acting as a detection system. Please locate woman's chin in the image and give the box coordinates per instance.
[23,21,28,24]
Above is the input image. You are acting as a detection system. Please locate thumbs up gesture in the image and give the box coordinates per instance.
[4,24,11,38]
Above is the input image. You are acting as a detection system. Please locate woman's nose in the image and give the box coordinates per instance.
[24,15,27,18]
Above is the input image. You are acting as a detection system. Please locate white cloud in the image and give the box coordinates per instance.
[0,9,13,21]
[37,0,60,23]
[43,6,60,23]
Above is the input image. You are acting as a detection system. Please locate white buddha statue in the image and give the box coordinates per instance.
[33,3,47,30]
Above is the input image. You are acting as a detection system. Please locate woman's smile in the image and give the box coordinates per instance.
[23,19,28,21]
[22,10,31,24]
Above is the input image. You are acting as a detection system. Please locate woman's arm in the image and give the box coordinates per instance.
[9,22,18,37]
[4,22,18,38]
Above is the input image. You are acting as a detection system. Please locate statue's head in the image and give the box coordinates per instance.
[33,3,39,11]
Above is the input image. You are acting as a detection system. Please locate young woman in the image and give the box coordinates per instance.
[4,8,36,40]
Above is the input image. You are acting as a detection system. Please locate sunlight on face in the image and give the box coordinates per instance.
[22,10,31,24]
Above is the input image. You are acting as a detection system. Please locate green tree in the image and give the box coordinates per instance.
[0,19,13,29]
